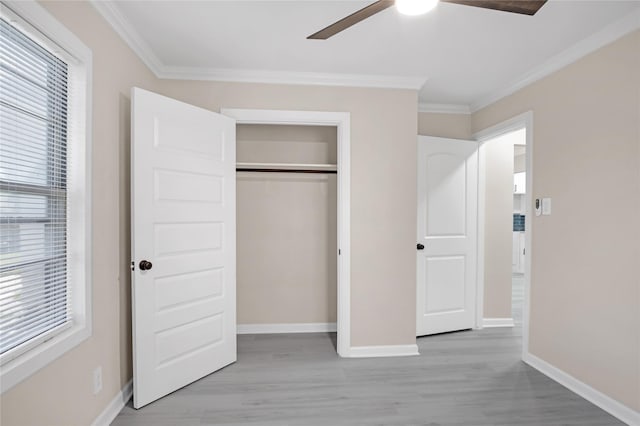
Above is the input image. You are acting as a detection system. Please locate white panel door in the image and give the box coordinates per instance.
[131,88,236,408]
[417,136,478,336]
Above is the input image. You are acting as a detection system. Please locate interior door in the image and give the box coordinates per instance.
[416,136,478,336]
[131,88,236,408]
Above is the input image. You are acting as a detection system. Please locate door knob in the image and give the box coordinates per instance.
[417,243,425,250]
[139,260,153,271]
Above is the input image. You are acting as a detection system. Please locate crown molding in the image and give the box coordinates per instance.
[470,7,640,113]
[90,0,426,90]
[91,1,639,106]
[158,65,427,90]
[89,0,164,73]
[418,102,471,114]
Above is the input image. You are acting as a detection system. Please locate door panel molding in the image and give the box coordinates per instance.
[131,88,236,408]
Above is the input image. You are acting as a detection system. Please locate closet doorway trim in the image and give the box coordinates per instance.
[221,108,351,357]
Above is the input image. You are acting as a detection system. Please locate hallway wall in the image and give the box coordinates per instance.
[472,30,640,411]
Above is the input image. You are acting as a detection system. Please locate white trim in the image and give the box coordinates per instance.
[89,1,426,90]
[237,323,337,335]
[221,108,351,358]
[88,0,164,73]
[482,318,515,328]
[348,344,419,358]
[473,111,533,358]
[524,353,640,426]
[91,380,133,426]
[470,8,640,113]
[160,66,427,90]
[474,143,486,329]
[221,109,349,126]
[0,0,93,394]
[237,162,337,172]
[418,102,471,114]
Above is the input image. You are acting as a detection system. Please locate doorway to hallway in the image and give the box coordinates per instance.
[474,111,533,358]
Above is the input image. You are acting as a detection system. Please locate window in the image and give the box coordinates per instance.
[0,1,91,392]
[1,15,70,357]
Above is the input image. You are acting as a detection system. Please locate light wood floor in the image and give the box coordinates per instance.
[113,324,622,425]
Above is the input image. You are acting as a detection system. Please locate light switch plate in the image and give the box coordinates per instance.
[542,197,552,215]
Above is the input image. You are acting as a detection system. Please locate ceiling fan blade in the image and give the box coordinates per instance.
[441,0,547,15]
[307,0,394,40]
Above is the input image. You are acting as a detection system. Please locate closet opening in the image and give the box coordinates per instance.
[222,108,352,357]
[236,124,337,341]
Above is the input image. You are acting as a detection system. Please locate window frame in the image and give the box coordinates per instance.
[0,0,92,393]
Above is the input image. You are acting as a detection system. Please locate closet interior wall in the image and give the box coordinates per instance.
[236,124,338,326]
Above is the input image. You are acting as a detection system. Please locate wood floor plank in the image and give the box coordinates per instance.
[112,276,623,425]
[112,328,623,426]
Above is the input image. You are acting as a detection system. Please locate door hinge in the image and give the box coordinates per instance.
[338,249,341,255]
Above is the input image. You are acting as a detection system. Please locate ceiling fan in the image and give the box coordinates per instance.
[308,0,547,39]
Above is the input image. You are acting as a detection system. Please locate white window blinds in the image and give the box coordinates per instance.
[0,17,70,357]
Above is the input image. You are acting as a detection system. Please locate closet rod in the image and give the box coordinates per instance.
[236,168,337,174]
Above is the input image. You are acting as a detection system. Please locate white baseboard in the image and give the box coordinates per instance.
[524,352,640,426]
[347,344,420,358]
[482,317,515,328]
[237,322,337,334]
[91,379,132,426]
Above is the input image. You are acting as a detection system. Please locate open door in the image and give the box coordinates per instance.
[131,88,236,408]
[416,136,478,336]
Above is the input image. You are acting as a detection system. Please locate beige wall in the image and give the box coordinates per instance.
[159,81,418,347]
[418,111,471,139]
[237,124,337,164]
[472,30,640,410]
[0,2,160,425]
[482,132,518,318]
[236,125,337,324]
[237,173,337,324]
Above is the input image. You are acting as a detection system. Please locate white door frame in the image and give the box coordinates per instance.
[473,111,533,358]
[220,108,351,357]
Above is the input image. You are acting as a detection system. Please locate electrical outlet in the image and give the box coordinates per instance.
[93,366,102,395]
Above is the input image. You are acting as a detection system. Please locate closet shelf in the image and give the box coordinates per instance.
[236,162,337,173]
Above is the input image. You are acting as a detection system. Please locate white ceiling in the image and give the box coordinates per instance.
[98,0,640,110]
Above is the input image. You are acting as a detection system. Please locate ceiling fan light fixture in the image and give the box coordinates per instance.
[396,0,439,16]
